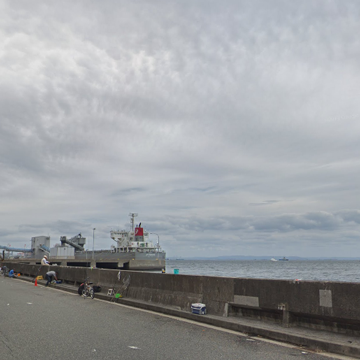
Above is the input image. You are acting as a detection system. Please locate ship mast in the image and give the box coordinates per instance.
[129,212,138,232]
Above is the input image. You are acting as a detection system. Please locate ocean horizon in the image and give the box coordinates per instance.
[164,259,360,283]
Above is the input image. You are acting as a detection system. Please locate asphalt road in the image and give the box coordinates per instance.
[0,277,349,360]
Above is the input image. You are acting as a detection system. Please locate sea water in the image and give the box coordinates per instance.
[165,259,360,283]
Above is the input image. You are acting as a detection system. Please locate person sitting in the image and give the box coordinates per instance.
[45,270,57,286]
[41,255,50,266]
[8,269,15,278]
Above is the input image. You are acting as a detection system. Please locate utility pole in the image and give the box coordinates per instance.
[92,228,96,261]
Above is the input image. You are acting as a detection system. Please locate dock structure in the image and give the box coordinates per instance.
[2,261,360,358]
[2,276,344,360]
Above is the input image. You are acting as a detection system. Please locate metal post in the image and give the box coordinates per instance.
[92,228,96,261]
[150,233,160,253]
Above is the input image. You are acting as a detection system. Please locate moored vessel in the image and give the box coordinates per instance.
[0,213,166,271]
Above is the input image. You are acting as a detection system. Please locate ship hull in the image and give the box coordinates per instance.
[9,250,166,271]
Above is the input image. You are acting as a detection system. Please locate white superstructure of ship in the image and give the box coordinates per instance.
[110,213,161,254]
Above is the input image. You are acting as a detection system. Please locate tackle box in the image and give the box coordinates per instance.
[191,303,207,315]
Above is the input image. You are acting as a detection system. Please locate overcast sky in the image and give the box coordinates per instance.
[1,1,360,258]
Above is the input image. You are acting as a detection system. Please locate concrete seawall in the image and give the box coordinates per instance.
[3,262,360,337]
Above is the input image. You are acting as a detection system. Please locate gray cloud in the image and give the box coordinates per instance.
[1,1,360,258]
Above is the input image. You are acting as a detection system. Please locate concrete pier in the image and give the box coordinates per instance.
[0,276,351,360]
[3,262,360,358]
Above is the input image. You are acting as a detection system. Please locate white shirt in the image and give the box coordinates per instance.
[41,257,50,265]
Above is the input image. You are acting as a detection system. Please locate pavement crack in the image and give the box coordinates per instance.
[0,333,15,353]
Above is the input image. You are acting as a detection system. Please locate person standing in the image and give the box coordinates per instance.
[45,270,57,286]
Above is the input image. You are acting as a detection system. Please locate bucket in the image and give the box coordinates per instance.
[174,269,179,274]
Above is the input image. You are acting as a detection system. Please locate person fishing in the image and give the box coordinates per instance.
[45,270,57,286]
[41,255,50,266]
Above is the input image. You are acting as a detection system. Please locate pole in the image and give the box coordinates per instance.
[92,228,96,261]
[150,233,160,253]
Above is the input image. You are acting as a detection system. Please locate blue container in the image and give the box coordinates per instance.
[174,269,179,274]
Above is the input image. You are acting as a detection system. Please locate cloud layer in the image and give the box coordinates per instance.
[1,1,360,257]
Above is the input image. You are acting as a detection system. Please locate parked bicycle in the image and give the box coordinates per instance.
[81,277,95,299]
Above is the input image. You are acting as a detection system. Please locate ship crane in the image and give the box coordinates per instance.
[60,233,86,251]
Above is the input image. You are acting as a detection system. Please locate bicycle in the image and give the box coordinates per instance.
[82,277,95,299]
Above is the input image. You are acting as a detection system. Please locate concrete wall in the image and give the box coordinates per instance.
[3,262,360,336]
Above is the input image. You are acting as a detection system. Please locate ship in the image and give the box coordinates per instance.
[278,257,289,261]
[0,213,166,271]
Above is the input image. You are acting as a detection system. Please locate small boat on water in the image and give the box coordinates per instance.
[270,258,278,262]
[278,257,289,261]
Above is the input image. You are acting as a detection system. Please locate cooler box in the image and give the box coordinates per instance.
[191,303,207,315]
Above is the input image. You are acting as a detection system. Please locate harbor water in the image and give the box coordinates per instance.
[165,259,360,283]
